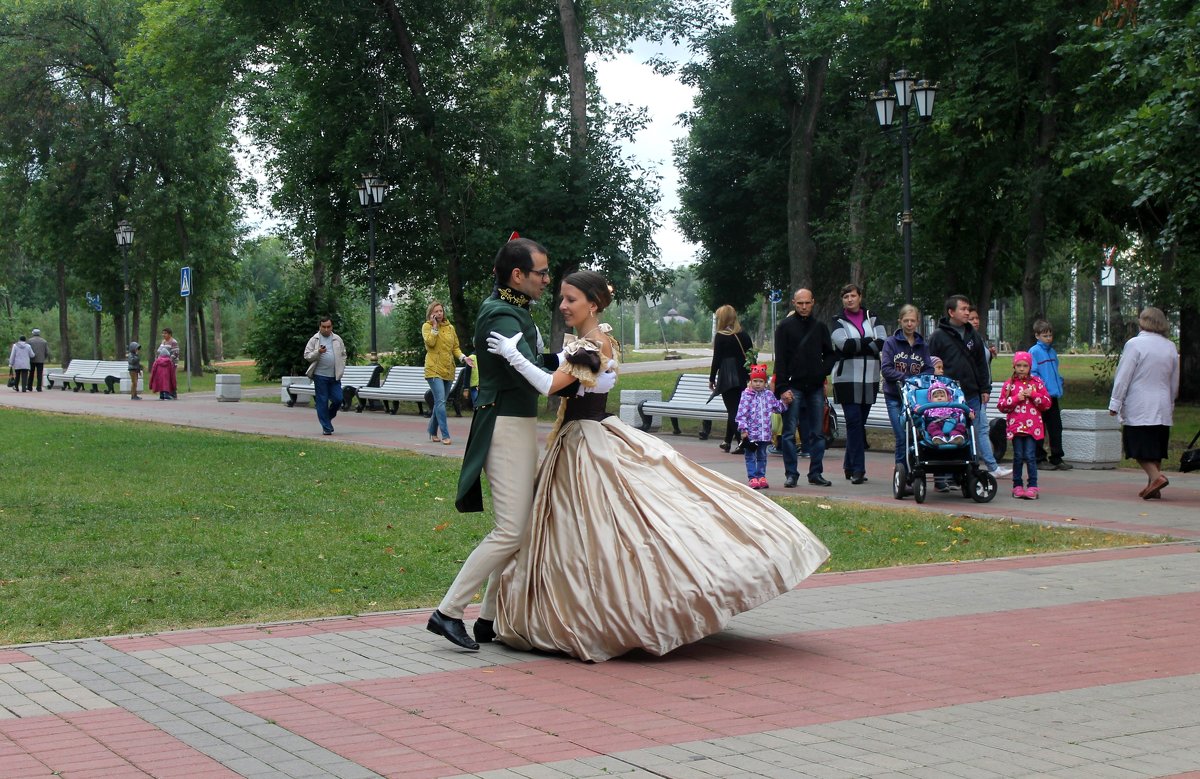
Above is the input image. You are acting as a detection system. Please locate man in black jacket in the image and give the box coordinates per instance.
[927,295,1011,486]
[773,288,835,488]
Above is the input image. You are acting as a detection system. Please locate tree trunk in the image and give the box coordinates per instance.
[211,296,225,361]
[198,306,210,365]
[132,291,141,349]
[1020,41,1059,352]
[374,0,469,340]
[846,143,871,289]
[1179,297,1199,403]
[56,255,71,366]
[977,228,1003,341]
[149,261,160,350]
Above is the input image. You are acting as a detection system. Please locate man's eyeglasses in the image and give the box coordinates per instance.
[528,268,551,279]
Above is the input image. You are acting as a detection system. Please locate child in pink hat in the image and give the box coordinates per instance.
[996,351,1052,499]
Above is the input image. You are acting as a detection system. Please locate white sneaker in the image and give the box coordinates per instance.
[992,465,1012,478]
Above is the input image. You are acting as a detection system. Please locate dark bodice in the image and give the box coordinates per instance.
[562,391,610,422]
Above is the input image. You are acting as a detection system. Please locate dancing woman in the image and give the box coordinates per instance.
[485,270,830,661]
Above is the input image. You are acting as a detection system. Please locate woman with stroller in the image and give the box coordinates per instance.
[830,283,887,484]
[881,305,936,466]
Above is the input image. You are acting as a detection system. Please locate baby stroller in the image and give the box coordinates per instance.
[893,375,997,504]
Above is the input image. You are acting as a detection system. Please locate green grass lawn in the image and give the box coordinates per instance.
[0,409,1167,645]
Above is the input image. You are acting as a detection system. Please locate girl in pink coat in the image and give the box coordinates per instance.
[996,351,1053,500]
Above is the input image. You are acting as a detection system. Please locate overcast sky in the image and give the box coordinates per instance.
[595,38,700,269]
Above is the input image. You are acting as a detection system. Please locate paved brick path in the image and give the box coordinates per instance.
[3,386,1199,777]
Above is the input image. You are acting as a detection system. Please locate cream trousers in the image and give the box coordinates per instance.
[438,415,538,620]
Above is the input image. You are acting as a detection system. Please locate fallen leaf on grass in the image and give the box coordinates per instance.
[434,522,450,532]
[434,496,444,502]
[299,452,306,457]
[817,504,832,510]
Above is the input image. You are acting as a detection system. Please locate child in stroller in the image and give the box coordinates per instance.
[922,381,970,446]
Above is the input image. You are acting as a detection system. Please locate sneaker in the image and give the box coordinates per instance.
[1012,486,1027,499]
[992,465,1013,478]
[798,449,810,458]
[748,477,760,489]
[1053,461,1073,471]
[760,479,770,489]
[949,434,965,445]
[767,445,781,456]
[935,482,951,493]
[931,435,947,445]
[1026,487,1039,500]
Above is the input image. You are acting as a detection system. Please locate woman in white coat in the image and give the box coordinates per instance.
[8,336,34,392]
[1108,307,1180,499]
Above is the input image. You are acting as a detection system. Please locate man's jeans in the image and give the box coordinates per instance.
[969,395,999,471]
[885,395,905,464]
[781,386,826,480]
[313,374,343,433]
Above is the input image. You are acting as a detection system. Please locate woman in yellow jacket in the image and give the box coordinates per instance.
[422,301,473,444]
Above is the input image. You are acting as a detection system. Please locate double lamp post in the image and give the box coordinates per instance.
[356,173,388,363]
[871,69,937,305]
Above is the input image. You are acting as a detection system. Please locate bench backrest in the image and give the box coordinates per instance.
[378,365,465,391]
[56,359,100,375]
[97,360,131,376]
[341,364,381,389]
[666,373,724,408]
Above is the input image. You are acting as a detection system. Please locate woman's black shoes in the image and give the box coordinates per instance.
[719,442,731,452]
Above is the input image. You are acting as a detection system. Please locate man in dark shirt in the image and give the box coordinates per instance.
[773,289,835,488]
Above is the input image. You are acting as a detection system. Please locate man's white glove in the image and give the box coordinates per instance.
[581,360,618,395]
[486,331,553,396]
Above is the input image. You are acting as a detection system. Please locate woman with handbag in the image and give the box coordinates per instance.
[709,305,753,453]
[8,335,34,392]
[1108,307,1180,499]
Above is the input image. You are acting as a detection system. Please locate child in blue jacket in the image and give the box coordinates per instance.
[1029,320,1070,469]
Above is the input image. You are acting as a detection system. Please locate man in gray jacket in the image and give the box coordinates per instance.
[303,316,347,436]
[27,328,50,392]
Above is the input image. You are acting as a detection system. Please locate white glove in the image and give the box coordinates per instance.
[585,360,618,395]
[487,330,553,395]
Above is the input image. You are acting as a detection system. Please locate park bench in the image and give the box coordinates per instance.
[637,373,726,438]
[45,360,100,390]
[354,366,465,416]
[71,360,143,393]
[284,364,381,409]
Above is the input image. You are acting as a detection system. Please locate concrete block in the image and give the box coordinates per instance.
[1061,409,1122,469]
[619,389,662,431]
[118,377,144,393]
[281,376,310,406]
[215,373,241,402]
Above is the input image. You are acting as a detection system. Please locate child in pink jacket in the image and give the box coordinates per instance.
[996,351,1053,500]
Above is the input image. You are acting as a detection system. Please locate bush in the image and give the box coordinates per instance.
[243,275,361,380]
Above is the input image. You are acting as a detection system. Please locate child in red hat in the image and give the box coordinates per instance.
[735,364,792,489]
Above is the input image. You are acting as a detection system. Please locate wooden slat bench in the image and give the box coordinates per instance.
[71,360,142,394]
[284,365,381,409]
[637,373,726,439]
[354,366,465,416]
[46,360,100,390]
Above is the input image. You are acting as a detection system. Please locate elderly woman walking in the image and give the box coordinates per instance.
[1108,307,1180,499]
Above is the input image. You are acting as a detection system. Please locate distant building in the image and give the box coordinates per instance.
[662,308,690,324]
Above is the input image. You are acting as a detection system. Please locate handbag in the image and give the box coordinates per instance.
[709,333,750,400]
[821,397,840,440]
[1181,430,1200,473]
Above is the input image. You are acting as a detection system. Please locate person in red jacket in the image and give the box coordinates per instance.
[996,351,1052,500]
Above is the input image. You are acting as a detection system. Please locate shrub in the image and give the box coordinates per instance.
[244,275,361,380]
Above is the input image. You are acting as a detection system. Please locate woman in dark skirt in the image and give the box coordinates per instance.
[709,305,753,454]
[1108,307,1180,499]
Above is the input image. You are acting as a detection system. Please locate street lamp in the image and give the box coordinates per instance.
[871,69,937,304]
[115,219,135,349]
[356,173,388,363]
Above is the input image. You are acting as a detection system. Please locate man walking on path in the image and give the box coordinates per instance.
[303,317,346,436]
[773,288,835,489]
[27,328,50,391]
[928,295,1011,488]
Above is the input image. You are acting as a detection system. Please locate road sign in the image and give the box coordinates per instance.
[1100,266,1117,287]
[86,292,102,312]
[180,266,192,297]
[768,289,783,304]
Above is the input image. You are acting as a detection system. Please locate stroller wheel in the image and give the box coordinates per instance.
[912,473,927,504]
[971,470,998,503]
[892,463,909,500]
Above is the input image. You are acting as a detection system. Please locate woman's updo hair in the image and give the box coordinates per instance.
[562,270,612,313]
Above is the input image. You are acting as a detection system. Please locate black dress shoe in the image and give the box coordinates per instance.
[850,473,867,485]
[718,442,731,452]
[427,610,479,650]
[845,469,853,481]
[784,475,798,488]
[808,475,832,486]
[473,618,496,644]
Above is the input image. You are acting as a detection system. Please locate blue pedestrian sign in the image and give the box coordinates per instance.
[180,266,192,297]
[86,292,102,312]
[768,289,783,304]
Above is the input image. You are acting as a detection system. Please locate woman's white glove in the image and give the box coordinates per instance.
[581,360,618,395]
[486,331,553,395]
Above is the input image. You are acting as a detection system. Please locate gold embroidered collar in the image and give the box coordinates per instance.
[496,286,530,308]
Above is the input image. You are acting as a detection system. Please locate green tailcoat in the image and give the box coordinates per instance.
[454,294,544,512]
